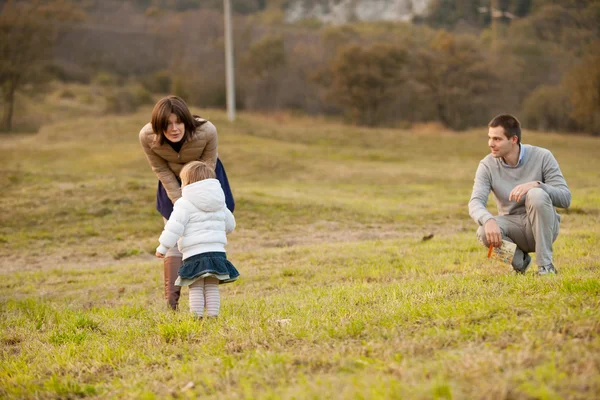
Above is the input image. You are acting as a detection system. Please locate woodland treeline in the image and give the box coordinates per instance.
[1,0,599,134]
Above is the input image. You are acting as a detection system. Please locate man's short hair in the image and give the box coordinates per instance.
[489,114,522,144]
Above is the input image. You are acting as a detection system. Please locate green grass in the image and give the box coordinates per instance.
[1,87,599,399]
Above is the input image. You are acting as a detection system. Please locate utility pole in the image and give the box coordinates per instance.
[490,0,499,51]
[224,0,236,122]
[478,0,516,51]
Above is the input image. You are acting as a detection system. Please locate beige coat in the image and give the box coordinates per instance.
[139,119,218,202]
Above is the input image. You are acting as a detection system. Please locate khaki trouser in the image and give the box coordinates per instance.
[477,188,560,269]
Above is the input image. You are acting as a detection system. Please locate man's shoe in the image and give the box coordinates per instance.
[538,263,558,276]
[515,253,532,275]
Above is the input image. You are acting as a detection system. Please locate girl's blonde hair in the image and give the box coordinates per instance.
[180,161,216,186]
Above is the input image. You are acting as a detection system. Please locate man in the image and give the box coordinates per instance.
[468,114,571,275]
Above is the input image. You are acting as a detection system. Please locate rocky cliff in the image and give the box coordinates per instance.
[284,0,431,24]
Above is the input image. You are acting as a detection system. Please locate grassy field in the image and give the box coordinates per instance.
[1,86,599,399]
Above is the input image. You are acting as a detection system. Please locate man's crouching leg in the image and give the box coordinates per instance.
[525,188,560,272]
[476,219,530,272]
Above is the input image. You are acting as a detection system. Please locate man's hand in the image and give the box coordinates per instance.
[509,181,540,202]
[156,251,165,259]
[484,219,503,248]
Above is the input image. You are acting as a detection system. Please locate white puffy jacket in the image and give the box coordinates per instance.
[156,178,236,259]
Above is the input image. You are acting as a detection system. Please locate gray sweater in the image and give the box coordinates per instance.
[468,144,571,226]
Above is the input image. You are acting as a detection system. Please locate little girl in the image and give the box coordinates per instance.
[156,161,239,318]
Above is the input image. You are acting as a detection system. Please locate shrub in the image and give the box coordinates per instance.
[93,72,118,87]
[171,77,189,102]
[317,42,408,126]
[186,80,247,110]
[46,62,91,83]
[141,70,172,94]
[562,48,600,135]
[131,85,153,105]
[105,88,138,114]
[412,32,498,130]
[522,85,577,132]
[58,89,76,99]
[81,94,94,105]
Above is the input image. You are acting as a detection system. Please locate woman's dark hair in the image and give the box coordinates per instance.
[151,96,206,145]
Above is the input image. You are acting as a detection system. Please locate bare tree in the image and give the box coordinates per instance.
[0,0,83,131]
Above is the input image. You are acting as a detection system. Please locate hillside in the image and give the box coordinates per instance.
[5,0,597,137]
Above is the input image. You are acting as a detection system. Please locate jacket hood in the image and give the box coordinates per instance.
[181,179,225,212]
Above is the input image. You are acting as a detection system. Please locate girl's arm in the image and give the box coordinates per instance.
[224,207,236,234]
[156,202,190,255]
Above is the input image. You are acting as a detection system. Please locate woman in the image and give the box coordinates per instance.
[139,95,233,310]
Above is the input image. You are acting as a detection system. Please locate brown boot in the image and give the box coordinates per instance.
[164,256,182,310]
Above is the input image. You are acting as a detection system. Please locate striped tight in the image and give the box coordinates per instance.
[189,280,204,317]
[189,277,220,317]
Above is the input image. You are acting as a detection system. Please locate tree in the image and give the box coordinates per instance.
[317,43,407,126]
[412,31,497,130]
[242,35,286,109]
[244,35,286,80]
[562,43,600,135]
[522,84,575,132]
[0,0,83,131]
[510,2,599,56]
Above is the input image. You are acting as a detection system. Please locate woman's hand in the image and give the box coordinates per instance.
[156,251,165,259]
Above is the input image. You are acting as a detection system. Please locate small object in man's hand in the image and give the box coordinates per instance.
[488,240,517,265]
